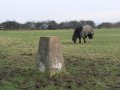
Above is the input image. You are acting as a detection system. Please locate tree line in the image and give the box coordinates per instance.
[0,20,95,30]
[0,20,120,30]
[97,22,120,28]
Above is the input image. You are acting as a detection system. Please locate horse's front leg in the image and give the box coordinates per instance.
[83,37,86,43]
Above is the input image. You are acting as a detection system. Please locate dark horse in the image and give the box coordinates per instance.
[72,25,94,43]
[72,26,83,43]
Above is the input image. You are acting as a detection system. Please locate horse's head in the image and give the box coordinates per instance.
[72,35,77,44]
[88,33,94,39]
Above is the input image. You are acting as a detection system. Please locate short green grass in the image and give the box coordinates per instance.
[0,29,120,90]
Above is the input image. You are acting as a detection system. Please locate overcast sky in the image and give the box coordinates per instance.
[0,0,120,23]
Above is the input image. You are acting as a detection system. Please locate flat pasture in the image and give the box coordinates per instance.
[0,29,120,90]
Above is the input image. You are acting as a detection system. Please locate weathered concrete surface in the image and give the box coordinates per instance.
[37,36,65,77]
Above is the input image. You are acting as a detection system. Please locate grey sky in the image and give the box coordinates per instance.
[0,0,120,23]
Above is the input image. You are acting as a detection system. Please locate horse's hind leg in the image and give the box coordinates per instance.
[74,40,76,44]
[88,39,90,43]
[79,37,81,43]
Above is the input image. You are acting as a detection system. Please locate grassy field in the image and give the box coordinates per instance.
[0,29,120,90]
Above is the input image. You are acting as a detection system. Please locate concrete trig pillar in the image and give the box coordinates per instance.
[37,36,65,77]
